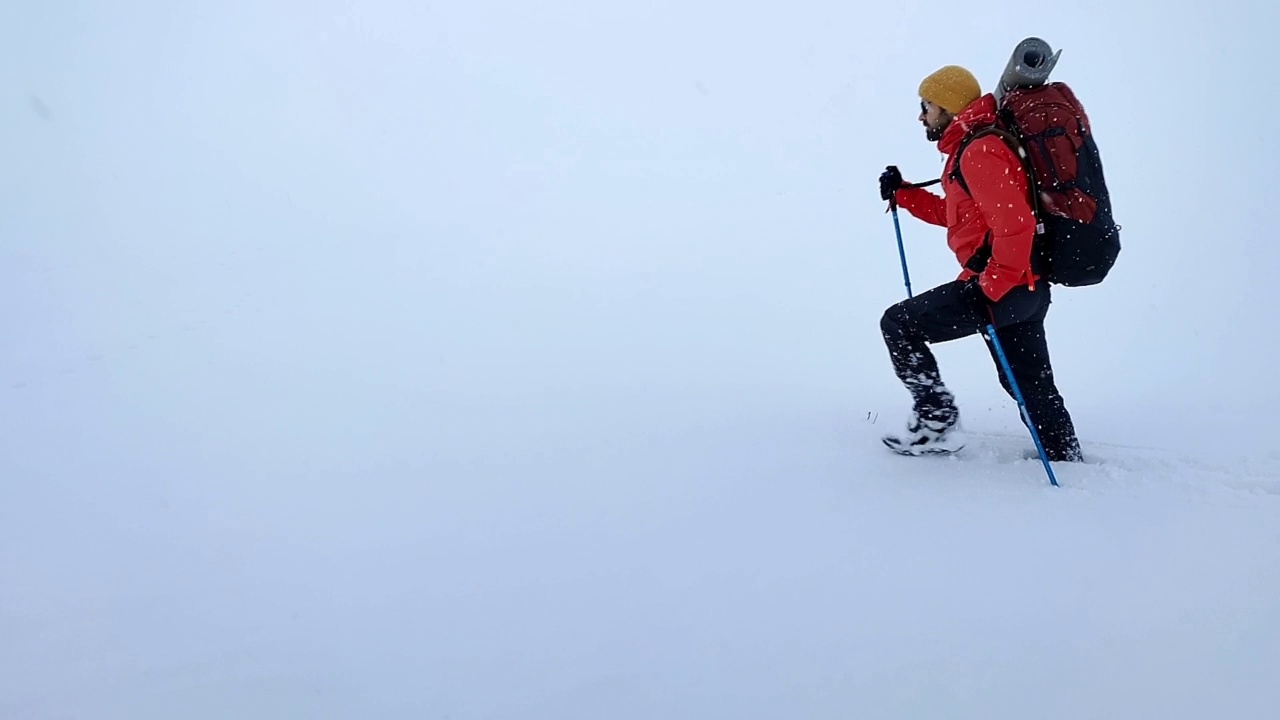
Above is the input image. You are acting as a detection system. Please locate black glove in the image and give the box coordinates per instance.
[879,165,904,201]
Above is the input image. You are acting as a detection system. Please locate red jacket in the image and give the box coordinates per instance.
[894,94,1038,301]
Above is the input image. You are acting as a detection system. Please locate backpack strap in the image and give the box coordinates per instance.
[947,129,988,197]
[951,127,1041,229]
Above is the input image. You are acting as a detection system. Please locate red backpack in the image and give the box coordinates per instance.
[953,82,1121,286]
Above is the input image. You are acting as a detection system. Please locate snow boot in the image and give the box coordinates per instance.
[882,407,965,456]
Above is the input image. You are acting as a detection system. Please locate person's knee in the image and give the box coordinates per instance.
[880,304,909,339]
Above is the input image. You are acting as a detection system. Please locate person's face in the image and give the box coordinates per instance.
[919,99,952,142]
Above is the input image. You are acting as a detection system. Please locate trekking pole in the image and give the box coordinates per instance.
[887,178,943,299]
[888,195,913,299]
[984,323,1060,487]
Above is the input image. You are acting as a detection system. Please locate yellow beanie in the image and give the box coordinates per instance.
[918,65,982,114]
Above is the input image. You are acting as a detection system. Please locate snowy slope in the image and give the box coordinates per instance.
[3,1,1280,718]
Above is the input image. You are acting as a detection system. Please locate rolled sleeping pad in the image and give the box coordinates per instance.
[995,37,1061,100]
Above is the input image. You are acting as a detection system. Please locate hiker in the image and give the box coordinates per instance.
[877,65,1083,462]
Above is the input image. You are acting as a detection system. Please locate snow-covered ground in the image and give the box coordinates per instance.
[3,2,1279,718]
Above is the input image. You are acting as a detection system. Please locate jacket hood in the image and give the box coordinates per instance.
[937,94,998,155]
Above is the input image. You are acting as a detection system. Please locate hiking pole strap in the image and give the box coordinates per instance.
[906,178,943,189]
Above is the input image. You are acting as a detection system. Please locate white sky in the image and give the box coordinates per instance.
[2,2,1278,717]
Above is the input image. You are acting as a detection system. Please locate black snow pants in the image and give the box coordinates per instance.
[879,280,1082,461]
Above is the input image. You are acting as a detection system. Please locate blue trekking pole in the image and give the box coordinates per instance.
[889,196,913,299]
[886,169,942,299]
[984,322,1060,487]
